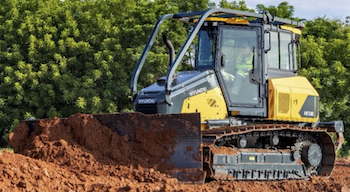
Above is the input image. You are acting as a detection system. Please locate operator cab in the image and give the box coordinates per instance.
[131,9,304,118]
[195,19,301,116]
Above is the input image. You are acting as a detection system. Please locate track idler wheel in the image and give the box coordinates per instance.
[301,143,322,167]
[237,136,247,148]
[270,135,279,146]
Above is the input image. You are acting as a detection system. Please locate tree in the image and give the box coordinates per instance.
[256,1,294,18]
[170,0,210,12]
[299,18,350,156]
[218,0,254,12]
[303,17,344,39]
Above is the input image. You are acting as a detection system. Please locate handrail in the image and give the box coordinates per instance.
[130,14,174,99]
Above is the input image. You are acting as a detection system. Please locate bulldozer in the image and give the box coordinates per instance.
[129,8,345,181]
[15,8,345,183]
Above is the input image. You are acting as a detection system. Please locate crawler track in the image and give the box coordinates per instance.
[202,124,336,180]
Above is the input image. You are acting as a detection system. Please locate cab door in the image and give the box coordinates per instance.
[217,26,261,110]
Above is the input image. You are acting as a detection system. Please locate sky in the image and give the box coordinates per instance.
[211,0,350,21]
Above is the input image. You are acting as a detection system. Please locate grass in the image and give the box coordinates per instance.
[0,147,13,153]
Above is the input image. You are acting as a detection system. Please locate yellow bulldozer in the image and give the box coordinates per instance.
[17,8,345,183]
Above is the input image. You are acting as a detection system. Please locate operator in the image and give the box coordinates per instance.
[220,39,254,82]
[235,40,254,76]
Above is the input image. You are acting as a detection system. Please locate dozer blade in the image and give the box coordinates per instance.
[93,112,205,183]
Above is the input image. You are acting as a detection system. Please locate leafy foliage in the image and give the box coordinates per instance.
[218,0,254,12]
[256,1,294,18]
[300,18,350,156]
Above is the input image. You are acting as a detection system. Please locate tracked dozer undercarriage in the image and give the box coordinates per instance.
[202,123,339,180]
[15,8,345,183]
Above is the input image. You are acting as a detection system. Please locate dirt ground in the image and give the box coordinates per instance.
[2,113,350,192]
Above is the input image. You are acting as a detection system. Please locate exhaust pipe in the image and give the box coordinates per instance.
[162,34,175,66]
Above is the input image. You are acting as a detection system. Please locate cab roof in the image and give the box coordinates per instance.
[172,8,304,30]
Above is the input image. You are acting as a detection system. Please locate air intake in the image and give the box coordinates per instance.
[278,93,290,114]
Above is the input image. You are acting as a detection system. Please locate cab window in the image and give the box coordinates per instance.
[196,30,216,69]
[266,31,293,70]
[280,33,292,70]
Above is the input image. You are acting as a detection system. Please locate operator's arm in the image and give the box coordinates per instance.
[221,69,235,82]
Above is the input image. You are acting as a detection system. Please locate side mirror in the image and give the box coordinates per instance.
[221,54,226,67]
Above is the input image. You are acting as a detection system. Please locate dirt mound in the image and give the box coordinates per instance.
[9,113,180,170]
[3,113,350,191]
[5,113,180,191]
[0,150,178,191]
[10,114,130,167]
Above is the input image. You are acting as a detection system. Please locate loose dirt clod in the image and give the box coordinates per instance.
[2,113,350,191]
